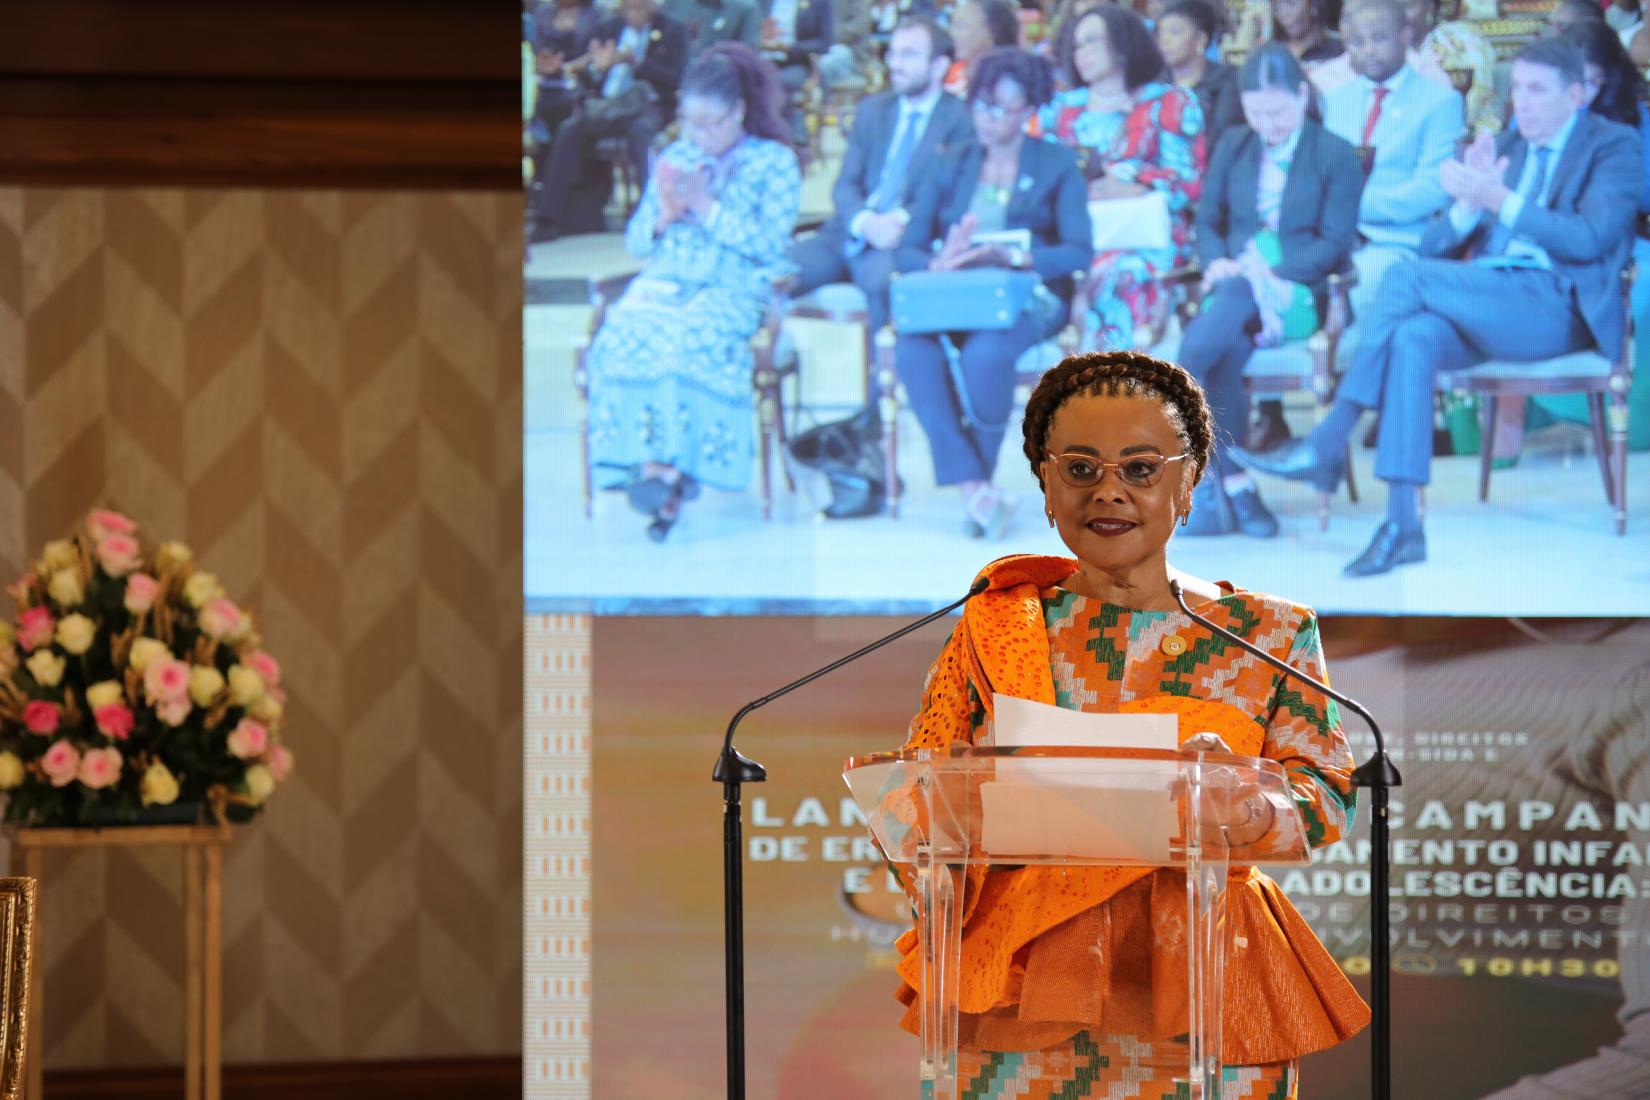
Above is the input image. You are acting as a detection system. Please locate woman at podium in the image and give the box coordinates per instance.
[889,350,1370,1097]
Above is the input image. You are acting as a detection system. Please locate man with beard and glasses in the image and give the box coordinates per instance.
[789,16,973,404]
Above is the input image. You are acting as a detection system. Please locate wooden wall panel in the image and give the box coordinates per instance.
[0,187,523,1068]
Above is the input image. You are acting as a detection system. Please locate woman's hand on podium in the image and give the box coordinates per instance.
[1179,733,1277,850]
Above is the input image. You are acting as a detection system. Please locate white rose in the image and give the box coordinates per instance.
[86,680,125,709]
[40,539,78,573]
[156,541,193,571]
[25,650,65,688]
[248,692,284,724]
[128,637,170,673]
[243,763,275,805]
[55,613,96,656]
[140,761,180,806]
[188,665,226,708]
[227,664,265,708]
[0,751,22,790]
[47,569,83,607]
[182,572,223,609]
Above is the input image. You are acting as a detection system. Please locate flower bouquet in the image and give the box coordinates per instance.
[0,510,294,826]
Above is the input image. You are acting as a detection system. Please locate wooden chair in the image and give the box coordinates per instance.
[572,273,796,520]
[1433,264,1634,534]
[0,877,34,1100]
[774,281,904,514]
[1164,264,1361,529]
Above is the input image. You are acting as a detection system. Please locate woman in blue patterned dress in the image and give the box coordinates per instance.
[1033,4,1206,352]
[584,43,801,541]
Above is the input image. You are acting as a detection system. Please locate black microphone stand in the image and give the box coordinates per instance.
[1169,581,1402,1100]
[712,576,990,1100]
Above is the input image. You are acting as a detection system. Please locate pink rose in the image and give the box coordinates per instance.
[77,746,122,790]
[16,607,54,652]
[22,700,60,736]
[268,742,294,782]
[41,739,80,787]
[226,718,268,760]
[156,696,192,727]
[246,649,282,688]
[143,657,190,703]
[197,598,244,640]
[87,510,138,541]
[96,533,142,577]
[94,704,135,741]
[125,573,160,614]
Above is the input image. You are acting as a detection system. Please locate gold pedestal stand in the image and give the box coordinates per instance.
[9,822,231,1100]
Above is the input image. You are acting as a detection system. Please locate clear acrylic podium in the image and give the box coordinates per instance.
[843,745,1313,1100]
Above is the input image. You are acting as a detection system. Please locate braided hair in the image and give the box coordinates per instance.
[1021,351,1216,489]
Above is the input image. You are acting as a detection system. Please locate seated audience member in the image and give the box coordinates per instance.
[1158,0,1245,147]
[819,1,877,91]
[945,0,1023,95]
[1311,0,1492,115]
[528,0,605,162]
[530,0,689,241]
[1548,0,1607,36]
[1540,19,1650,449]
[1405,0,1500,136]
[759,0,835,141]
[1017,0,1054,48]
[1180,42,1362,537]
[791,17,973,406]
[1325,0,1461,319]
[1567,16,1650,155]
[1035,3,1206,350]
[1272,0,1346,69]
[894,47,1093,537]
[583,45,801,542]
[1239,39,1642,575]
[664,0,762,54]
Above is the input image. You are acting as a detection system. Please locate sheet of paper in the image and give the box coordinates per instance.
[991,693,1177,750]
[983,693,1179,860]
[970,228,1032,251]
[980,781,1172,862]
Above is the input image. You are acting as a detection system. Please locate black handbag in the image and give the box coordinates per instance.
[787,409,887,519]
[577,81,659,135]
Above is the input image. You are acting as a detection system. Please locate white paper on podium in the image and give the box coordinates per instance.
[982,694,1179,861]
[991,694,1178,751]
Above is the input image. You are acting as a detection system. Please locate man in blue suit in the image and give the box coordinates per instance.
[1324,0,1463,318]
[1239,38,1643,575]
[791,16,973,378]
[761,0,835,141]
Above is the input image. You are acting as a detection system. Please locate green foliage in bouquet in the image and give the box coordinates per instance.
[0,510,294,826]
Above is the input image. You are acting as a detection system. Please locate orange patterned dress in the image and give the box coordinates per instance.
[890,555,1370,1098]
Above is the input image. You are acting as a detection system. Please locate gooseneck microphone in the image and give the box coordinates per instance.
[1168,579,1401,1100]
[712,574,991,1100]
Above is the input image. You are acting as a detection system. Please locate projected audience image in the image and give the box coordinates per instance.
[525,0,1650,616]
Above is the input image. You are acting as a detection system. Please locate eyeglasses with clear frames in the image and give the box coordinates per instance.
[970,99,1027,120]
[678,104,739,137]
[1044,450,1187,488]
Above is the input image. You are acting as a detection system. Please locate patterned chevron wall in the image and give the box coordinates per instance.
[0,188,523,1066]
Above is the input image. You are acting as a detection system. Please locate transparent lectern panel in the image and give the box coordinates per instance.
[842,746,1315,1100]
